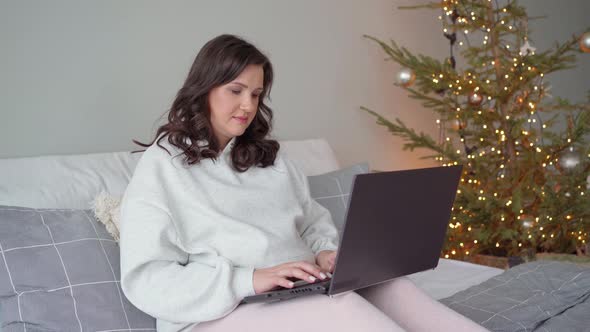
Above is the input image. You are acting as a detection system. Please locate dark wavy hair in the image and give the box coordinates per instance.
[132,34,279,172]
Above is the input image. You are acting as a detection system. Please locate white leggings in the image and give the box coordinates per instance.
[192,276,489,331]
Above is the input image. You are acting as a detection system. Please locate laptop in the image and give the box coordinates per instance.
[241,165,463,304]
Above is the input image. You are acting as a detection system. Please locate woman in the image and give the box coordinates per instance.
[120,34,488,332]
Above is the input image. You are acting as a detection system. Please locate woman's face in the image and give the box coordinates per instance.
[208,64,264,149]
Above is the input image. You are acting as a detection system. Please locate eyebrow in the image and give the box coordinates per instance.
[231,82,263,92]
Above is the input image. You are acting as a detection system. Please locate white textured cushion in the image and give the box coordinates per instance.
[280,138,340,176]
[0,151,141,210]
[0,138,340,209]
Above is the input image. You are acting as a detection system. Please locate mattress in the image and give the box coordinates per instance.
[407,257,504,300]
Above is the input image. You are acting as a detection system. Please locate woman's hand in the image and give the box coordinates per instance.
[252,261,329,294]
[315,250,337,273]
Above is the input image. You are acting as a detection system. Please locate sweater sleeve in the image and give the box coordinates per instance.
[294,168,340,255]
[119,149,255,324]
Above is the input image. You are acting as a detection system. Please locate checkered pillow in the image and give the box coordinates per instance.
[308,162,370,235]
[0,205,156,332]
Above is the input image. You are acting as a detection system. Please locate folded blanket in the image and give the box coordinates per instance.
[440,260,590,331]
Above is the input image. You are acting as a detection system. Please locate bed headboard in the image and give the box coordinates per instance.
[0,138,340,209]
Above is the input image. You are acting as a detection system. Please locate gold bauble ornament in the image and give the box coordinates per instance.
[580,31,590,53]
[450,118,465,131]
[396,68,416,87]
[468,92,484,106]
[515,91,530,106]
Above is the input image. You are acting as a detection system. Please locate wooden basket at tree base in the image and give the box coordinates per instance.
[464,246,590,270]
[575,243,590,256]
[535,252,590,267]
[466,254,510,270]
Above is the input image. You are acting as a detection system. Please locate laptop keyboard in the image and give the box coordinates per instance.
[285,274,332,289]
[240,273,333,304]
[284,271,332,287]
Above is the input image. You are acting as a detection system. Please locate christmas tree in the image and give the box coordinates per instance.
[362,0,590,260]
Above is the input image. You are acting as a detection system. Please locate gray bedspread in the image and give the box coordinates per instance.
[439,260,590,331]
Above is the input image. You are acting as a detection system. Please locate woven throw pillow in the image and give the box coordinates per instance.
[92,191,122,241]
[0,205,156,331]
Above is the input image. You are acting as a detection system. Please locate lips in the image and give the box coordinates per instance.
[233,116,248,123]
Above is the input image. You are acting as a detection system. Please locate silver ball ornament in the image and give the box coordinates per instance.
[396,68,416,87]
[521,215,534,228]
[559,147,581,170]
[580,31,590,53]
[468,92,484,106]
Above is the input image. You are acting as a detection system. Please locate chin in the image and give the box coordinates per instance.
[229,129,247,137]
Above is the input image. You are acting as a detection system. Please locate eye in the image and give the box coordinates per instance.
[252,94,260,99]
[231,90,241,95]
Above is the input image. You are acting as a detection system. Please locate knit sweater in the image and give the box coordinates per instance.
[119,137,340,332]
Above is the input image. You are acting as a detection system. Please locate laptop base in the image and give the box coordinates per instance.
[241,280,331,304]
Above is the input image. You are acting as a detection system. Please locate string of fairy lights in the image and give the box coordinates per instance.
[404,0,590,259]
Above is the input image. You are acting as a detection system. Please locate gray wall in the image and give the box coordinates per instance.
[521,0,590,106]
[1,0,588,171]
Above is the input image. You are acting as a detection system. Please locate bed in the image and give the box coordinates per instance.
[2,138,587,331]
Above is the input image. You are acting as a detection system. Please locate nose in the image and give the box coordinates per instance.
[240,95,257,112]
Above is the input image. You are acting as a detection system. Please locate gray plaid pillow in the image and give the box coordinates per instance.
[0,205,156,332]
[308,163,370,235]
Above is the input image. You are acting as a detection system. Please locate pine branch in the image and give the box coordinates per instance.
[397,2,443,10]
[360,106,456,159]
[405,87,455,112]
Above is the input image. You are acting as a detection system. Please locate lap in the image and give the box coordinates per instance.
[192,291,404,332]
[191,276,486,332]
[357,276,489,332]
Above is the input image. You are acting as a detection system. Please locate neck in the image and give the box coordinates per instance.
[217,136,234,154]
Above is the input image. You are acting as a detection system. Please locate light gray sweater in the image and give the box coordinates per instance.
[119,137,340,332]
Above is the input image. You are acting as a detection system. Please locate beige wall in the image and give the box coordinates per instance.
[1,0,588,171]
